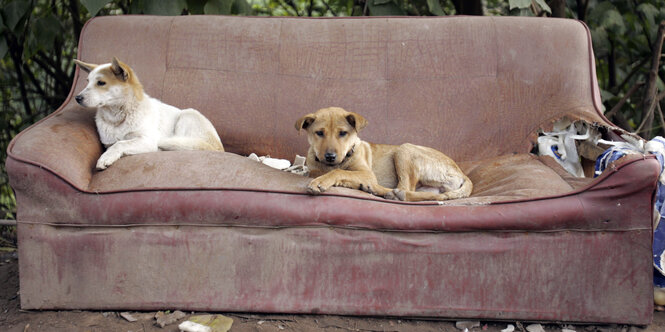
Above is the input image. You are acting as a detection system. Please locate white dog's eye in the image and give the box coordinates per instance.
[97,80,106,86]
[339,131,347,137]
[315,130,324,137]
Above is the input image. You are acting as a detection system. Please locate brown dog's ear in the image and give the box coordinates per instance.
[111,57,130,81]
[295,114,316,132]
[74,59,98,73]
[345,112,367,132]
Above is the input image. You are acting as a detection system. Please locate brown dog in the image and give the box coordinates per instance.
[295,107,472,202]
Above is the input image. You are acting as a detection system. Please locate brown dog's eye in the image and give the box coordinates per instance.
[315,130,324,137]
[339,131,347,137]
[97,80,106,86]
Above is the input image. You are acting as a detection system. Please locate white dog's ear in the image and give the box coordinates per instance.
[111,57,130,81]
[345,112,367,132]
[295,114,316,133]
[74,59,97,73]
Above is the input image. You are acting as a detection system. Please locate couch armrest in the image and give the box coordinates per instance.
[7,103,101,191]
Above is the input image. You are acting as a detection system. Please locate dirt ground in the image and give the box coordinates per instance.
[1,251,664,332]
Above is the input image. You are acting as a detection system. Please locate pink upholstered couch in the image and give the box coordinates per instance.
[7,15,659,324]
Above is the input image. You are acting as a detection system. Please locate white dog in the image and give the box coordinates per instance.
[74,57,224,170]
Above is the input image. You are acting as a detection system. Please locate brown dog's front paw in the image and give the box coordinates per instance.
[307,178,330,195]
[358,183,375,195]
[384,189,406,201]
[307,184,323,195]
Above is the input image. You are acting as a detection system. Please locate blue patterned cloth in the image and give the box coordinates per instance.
[595,136,665,287]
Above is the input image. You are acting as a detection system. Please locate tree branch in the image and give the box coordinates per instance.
[605,81,645,119]
[547,0,566,18]
[67,0,83,42]
[656,103,665,137]
[282,0,301,16]
[4,32,33,118]
[576,0,588,21]
[611,57,649,94]
[321,0,337,16]
[638,21,665,138]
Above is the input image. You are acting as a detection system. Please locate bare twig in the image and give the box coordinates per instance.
[657,103,665,137]
[657,90,665,102]
[611,111,632,131]
[636,21,665,138]
[283,0,301,16]
[321,0,337,16]
[612,58,649,94]
[605,81,645,118]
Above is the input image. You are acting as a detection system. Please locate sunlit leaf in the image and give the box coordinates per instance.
[603,9,626,35]
[533,0,551,14]
[587,2,615,26]
[80,0,111,16]
[426,0,445,16]
[508,0,531,10]
[637,3,658,29]
[600,89,616,103]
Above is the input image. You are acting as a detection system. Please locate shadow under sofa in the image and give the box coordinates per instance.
[6,15,660,325]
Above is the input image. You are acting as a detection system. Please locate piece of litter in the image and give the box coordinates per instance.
[120,312,138,322]
[262,157,291,170]
[278,324,285,330]
[502,324,515,332]
[248,153,309,176]
[456,321,480,331]
[179,320,212,332]
[526,324,545,332]
[188,314,233,332]
[155,310,186,328]
[247,153,291,170]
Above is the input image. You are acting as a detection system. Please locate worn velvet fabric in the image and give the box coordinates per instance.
[7,16,658,324]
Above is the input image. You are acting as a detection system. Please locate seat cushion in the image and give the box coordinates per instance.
[88,152,580,205]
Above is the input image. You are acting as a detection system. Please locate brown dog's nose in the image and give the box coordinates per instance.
[324,152,336,163]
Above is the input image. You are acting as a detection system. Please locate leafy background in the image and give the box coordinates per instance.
[1,0,664,246]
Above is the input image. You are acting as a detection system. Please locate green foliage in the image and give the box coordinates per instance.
[508,0,550,16]
[80,0,112,15]
[580,0,665,134]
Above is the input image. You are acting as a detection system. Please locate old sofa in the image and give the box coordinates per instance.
[6,15,660,325]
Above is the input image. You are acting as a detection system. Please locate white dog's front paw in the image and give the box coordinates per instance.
[96,151,121,170]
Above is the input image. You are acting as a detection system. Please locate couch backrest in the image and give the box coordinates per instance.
[76,15,609,161]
